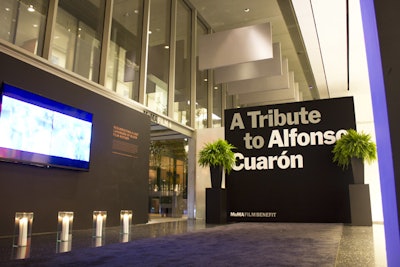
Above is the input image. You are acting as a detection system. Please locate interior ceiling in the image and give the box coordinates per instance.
[149,0,351,140]
[13,0,350,140]
[188,0,349,106]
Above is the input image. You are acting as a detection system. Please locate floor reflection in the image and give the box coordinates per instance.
[0,219,387,266]
[119,233,130,243]
[0,216,205,262]
[12,244,30,260]
[56,240,72,253]
[336,223,387,266]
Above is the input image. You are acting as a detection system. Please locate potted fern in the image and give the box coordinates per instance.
[198,139,236,188]
[332,129,377,184]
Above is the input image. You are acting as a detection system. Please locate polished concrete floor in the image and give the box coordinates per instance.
[0,216,388,266]
[336,223,387,266]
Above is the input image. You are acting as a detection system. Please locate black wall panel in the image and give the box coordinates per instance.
[225,97,355,223]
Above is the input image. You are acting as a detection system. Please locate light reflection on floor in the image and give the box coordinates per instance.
[0,215,208,262]
[0,217,388,266]
[336,223,387,266]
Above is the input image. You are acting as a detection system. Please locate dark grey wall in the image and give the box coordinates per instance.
[0,52,150,236]
[373,0,400,229]
[360,1,400,264]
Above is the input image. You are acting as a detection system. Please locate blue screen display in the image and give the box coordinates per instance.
[0,83,93,170]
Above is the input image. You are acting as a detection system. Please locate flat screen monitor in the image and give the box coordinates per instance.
[0,83,93,170]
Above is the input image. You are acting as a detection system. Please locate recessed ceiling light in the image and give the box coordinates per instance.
[5,7,10,12]
[214,86,219,90]
[164,45,169,49]
[244,8,250,13]
[27,5,35,12]
[134,9,139,14]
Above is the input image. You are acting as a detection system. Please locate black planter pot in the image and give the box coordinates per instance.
[210,166,223,188]
[351,157,365,184]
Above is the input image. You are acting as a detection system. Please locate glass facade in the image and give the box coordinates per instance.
[195,21,208,129]
[0,0,49,56]
[0,0,222,131]
[226,92,235,110]
[106,0,143,100]
[146,0,171,116]
[50,0,105,83]
[212,84,222,127]
[173,0,191,126]
[149,139,187,216]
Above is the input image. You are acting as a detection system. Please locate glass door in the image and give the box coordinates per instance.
[149,138,188,219]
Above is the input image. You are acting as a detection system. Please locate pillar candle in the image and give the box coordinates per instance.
[96,214,103,237]
[18,217,28,246]
[123,214,129,234]
[61,216,70,241]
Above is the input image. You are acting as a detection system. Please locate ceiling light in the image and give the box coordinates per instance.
[5,7,10,11]
[32,24,38,28]
[214,86,219,90]
[244,8,250,13]
[164,45,169,49]
[148,30,152,34]
[27,5,35,12]
[134,9,139,14]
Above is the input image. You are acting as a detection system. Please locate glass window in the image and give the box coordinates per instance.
[212,84,222,127]
[106,0,143,101]
[195,21,208,129]
[226,93,235,109]
[0,0,49,56]
[173,0,191,126]
[146,0,171,115]
[149,139,187,216]
[51,0,105,83]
